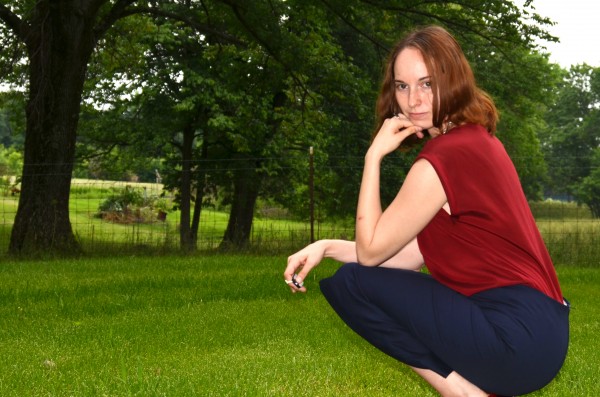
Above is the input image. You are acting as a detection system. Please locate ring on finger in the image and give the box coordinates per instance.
[292,274,304,288]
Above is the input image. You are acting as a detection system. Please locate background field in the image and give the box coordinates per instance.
[0,255,597,396]
[0,179,356,255]
[1,180,599,266]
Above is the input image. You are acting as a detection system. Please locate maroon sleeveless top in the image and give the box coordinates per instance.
[416,124,563,302]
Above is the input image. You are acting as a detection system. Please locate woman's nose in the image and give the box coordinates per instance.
[409,88,422,108]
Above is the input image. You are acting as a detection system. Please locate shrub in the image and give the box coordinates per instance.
[97,186,172,224]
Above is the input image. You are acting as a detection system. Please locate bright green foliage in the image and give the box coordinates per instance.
[0,91,26,148]
[0,145,23,176]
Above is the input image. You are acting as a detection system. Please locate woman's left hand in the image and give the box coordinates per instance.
[284,241,327,293]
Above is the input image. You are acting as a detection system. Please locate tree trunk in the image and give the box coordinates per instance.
[179,123,195,251]
[9,2,95,255]
[220,92,283,250]
[190,138,209,247]
[220,161,261,249]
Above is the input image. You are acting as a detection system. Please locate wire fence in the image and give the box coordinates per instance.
[0,175,356,256]
[1,168,599,265]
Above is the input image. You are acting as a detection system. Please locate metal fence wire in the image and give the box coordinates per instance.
[1,162,599,265]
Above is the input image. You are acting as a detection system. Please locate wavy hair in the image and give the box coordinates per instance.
[374,25,498,141]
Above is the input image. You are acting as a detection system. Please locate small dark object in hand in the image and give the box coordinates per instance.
[292,274,304,288]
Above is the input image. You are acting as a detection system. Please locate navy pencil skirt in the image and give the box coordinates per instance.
[319,263,570,396]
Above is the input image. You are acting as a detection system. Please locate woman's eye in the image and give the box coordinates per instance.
[421,81,432,89]
[395,83,408,91]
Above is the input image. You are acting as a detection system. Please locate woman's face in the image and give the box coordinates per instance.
[393,48,439,136]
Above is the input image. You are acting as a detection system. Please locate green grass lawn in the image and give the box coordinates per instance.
[0,255,598,396]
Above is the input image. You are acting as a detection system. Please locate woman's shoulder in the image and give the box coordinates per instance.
[418,124,497,165]
[442,123,488,140]
[423,124,489,149]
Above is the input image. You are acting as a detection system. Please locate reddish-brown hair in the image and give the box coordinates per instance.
[375,26,498,141]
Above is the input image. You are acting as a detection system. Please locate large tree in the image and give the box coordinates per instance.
[1,1,102,253]
[0,1,237,254]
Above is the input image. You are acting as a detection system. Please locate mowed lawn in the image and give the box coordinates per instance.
[0,255,598,396]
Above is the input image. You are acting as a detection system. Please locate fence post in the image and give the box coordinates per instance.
[309,146,315,243]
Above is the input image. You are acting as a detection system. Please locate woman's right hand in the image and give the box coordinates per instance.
[369,115,423,159]
[284,240,327,293]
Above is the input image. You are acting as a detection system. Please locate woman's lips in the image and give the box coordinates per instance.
[409,112,429,121]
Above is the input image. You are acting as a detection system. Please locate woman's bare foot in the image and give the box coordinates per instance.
[412,367,489,397]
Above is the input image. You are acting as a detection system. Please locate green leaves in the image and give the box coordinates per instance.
[542,63,600,212]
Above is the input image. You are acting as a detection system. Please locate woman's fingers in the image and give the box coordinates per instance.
[285,244,324,293]
[371,117,423,157]
[285,254,309,293]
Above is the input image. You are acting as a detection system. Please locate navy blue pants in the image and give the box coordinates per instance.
[320,263,570,396]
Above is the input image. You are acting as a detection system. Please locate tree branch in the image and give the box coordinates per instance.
[93,0,137,38]
[219,1,318,105]
[0,4,31,42]
[354,0,542,61]
[318,0,389,53]
[94,2,244,46]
